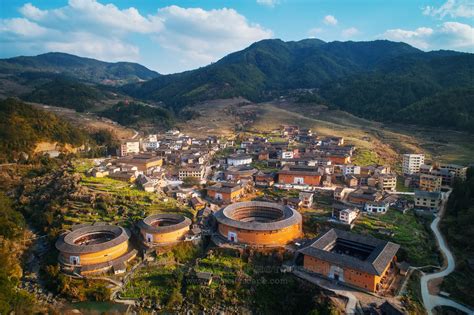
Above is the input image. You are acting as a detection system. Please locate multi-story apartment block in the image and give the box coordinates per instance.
[178,164,205,180]
[419,174,442,192]
[376,174,397,191]
[439,163,468,181]
[402,154,425,175]
[414,190,442,212]
[120,140,140,157]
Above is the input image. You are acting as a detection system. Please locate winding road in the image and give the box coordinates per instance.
[420,197,473,315]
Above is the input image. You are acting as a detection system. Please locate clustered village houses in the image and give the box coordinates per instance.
[55,125,468,305]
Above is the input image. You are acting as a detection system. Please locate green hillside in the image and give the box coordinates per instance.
[122,39,421,107]
[0,52,159,84]
[122,39,473,132]
[0,98,89,162]
[23,77,109,112]
[100,101,175,129]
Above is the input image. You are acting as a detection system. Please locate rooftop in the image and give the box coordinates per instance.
[298,228,400,275]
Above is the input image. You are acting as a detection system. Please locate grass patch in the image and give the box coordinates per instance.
[353,211,439,266]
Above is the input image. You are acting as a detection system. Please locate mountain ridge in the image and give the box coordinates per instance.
[0,52,160,85]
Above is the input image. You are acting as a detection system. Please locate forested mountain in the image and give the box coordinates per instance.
[100,101,175,129]
[0,98,89,162]
[1,39,473,132]
[23,77,110,112]
[122,39,422,107]
[0,52,159,85]
[121,39,474,132]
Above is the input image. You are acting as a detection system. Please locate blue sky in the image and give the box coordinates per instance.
[0,0,473,73]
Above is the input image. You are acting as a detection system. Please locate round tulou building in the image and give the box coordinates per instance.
[137,213,192,246]
[214,201,303,247]
[55,224,137,275]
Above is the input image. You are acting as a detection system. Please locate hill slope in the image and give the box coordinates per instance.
[122,39,422,107]
[0,98,89,162]
[122,39,473,132]
[0,52,159,85]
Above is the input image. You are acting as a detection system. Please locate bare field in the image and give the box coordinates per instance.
[176,97,259,137]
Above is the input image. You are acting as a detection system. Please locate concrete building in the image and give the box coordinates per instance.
[439,163,468,181]
[402,154,425,175]
[178,164,205,180]
[120,140,140,157]
[297,229,400,292]
[419,174,442,192]
[365,201,390,214]
[414,190,442,211]
[377,174,397,191]
[227,154,252,166]
[339,208,359,224]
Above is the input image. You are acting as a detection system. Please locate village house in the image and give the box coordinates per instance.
[224,165,258,181]
[117,154,163,173]
[347,187,383,206]
[439,163,467,180]
[227,154,253,166]
[345,175,358,188]
[178,164,205,181]
[414,190,442,212]
[332,203,359,225]
[119,139,140,157]
[419,174,442,192]
[206,181,244,203]
[365,201,390,214]
[420,164,455,186]
[373,174,397,191]
[402,153,425,175]
[108,171,137,183]
[299,191,314,208]
[297,228,400,293]
[341,164,361,175]
[339,208,359,225]
[278,165,323,186]
[334,187,354,201]
[254,171,275,187]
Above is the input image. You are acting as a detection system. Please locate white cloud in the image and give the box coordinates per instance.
[308,27,323,38]
[341,27,359,38]
[438,22,474,49]
[256,0,278,7]
[19,3,47,20]
[153,6,273,68]
[382,27,434,49]
[0,18,49,37]
[0,1,273,72]
[381,22,473,51]
[422,0,474,19]
[323,15,338,26]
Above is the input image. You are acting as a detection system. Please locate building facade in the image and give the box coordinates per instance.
[402,154,425,175]
[298,229,400,292]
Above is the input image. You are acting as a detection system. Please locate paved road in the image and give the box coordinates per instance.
[420,197,474,315]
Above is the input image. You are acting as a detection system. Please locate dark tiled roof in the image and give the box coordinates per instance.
[137,213,192,234]
[214,201,302,231]
[298,228,399,276]
[56,224,130,254]
[207,182,243,193]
